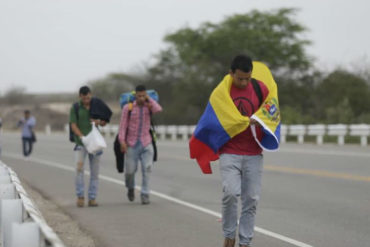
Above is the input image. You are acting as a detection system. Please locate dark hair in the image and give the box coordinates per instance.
[230,54,253,73]
[79,86,91,95]
[24,110,30,114]
[135,85,146,92]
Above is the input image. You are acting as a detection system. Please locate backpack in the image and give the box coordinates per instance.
[69,103,79,142]
[119,89,159,108]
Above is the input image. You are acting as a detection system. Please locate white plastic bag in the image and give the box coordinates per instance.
[81,124,107,154]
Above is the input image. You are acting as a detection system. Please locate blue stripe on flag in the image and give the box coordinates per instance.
[194,103,230,153]
[260,123,280,150]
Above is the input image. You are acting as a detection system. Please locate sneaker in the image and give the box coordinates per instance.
[141,194,150,205]
[76,197,84,207]
[88,199,98,207]
[127,189,135,202]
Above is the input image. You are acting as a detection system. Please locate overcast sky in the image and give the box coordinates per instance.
[0,0,369,94]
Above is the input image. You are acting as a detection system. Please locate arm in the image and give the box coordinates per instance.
[17,119,24,128]
[146,98,162,114]
[69,105,83,138]
[118,105,129,152]
[71,123,83,138]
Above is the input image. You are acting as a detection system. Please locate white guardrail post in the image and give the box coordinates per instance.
[45,124,51,135]
[280,124,288,143]
[12,222,40,247]
[189,125,196,138]
[349,124,370,146]
[156,125,166,140]
[327,124,347,145]
[1,199,23,247]
[166,125,177,141]
[0,161,65,247]
[110,125,119,137]
[177,125,189,141]
[289,125,306,144]
[307,124,326,145]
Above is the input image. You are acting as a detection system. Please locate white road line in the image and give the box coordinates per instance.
[3,153,313,247]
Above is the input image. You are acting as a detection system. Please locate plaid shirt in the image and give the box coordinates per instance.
[118,98,162,147]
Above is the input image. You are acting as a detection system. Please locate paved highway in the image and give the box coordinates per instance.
[1,133,370,247]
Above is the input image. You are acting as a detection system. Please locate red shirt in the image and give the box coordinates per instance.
[220,80,269,155]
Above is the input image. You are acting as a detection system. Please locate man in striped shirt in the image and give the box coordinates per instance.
[118,85,162,204]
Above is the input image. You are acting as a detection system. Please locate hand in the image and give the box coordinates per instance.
[250,119,260,126]
[91,119,100,126]
[120,142,127,153]
[81,135,86,145]
[145,99,152,110]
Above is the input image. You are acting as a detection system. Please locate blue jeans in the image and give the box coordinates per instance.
[74,145,102,200]
[219,153,263,246]
[125,141,153,196]
[22,137,33,156]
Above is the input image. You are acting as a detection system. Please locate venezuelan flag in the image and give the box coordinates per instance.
[189,61,281,174]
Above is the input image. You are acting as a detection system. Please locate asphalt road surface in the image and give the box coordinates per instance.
[1,132,370,247]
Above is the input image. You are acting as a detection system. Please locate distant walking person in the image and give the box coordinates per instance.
[17,110,36,157]
[118,85,162,204]
[69,86,112,208]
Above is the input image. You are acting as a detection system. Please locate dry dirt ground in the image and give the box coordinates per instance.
[22,181,98,247]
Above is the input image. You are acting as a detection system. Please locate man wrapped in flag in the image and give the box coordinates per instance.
[189,55,280,247]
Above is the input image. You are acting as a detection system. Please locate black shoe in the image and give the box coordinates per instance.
[127,189,135,202]
[141,194,150,205]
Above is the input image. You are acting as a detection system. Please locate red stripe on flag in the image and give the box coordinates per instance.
[189,135,219,174]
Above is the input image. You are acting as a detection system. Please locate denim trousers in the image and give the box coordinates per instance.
[74,145,102,200]
[22,137,33,157]
[219,153,263,246]
[125,141,153,196]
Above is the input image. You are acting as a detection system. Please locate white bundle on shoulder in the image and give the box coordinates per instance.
[81,124,107,154]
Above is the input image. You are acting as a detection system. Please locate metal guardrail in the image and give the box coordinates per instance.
[0,161,64,247]
[62,123,370,146]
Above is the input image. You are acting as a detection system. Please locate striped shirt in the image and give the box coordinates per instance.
[118,98,162,147]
